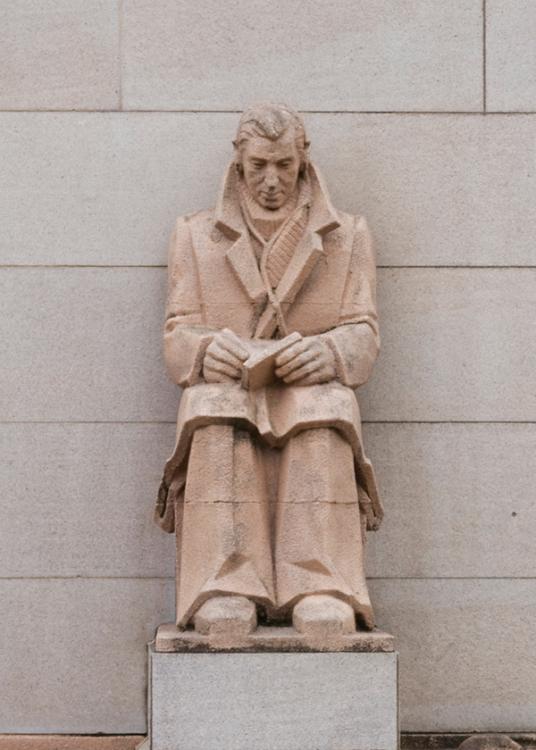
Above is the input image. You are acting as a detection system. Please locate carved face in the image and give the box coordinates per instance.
[239,133,302,210]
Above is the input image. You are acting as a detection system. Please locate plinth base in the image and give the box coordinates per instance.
[155,621,395,653]
[147,627,398,750]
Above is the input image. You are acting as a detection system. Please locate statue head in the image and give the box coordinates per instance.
[233,103,310,211]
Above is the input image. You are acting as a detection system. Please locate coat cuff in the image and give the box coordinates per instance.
[321,322,379,388]
[164,324,214,387]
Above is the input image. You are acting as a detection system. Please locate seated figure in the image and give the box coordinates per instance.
[156,102,383,638]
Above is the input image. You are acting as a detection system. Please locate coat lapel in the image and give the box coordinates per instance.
[214,163,267,306]
[225,234,267,306]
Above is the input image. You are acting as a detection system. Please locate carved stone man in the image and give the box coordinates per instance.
[156,103,383,638]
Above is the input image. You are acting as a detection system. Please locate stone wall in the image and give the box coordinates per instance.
[1,0,535,734]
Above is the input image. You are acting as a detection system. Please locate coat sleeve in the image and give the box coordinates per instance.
[164,216,215,387]
[320,215,380,388]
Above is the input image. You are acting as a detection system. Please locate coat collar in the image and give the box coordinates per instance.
[214,161,340,239]
[214,162,341,331]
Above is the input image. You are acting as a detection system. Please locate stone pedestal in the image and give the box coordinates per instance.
[146,625,398,750]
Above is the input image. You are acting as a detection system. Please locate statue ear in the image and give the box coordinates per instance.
[232,141,244,175]
[299,140,311,176]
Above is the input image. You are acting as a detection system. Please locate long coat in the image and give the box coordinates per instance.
[156,162,383,534]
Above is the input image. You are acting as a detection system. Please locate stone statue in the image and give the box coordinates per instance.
[156,103,383,641]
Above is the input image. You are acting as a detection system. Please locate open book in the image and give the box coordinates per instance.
[240,331,302,391]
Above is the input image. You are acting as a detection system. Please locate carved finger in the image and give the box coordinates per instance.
[275,348,317,378]
[207,343,243,368]
[203,365,235,383]
[275,339,308,367]
[294,366,332,387]
[282,359,322,384]
[204,358,241,379]
[219,329,249,361]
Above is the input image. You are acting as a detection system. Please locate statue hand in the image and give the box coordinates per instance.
[275,335,336,386]
[203,329,249,383]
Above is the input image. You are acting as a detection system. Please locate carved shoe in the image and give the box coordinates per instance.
[193,595,257,637]
[292,594,356,637]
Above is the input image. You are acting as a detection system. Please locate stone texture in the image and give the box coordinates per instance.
[0,423,175,578]
[370,579,536,731]
[155,622,395,653]
[0,738,143,750]
[0,1,120,110]
[487,1,536,111]
[401,736,535,750]
[308,113,536,267]
[364,423,536,578]
[292,594,356,637]
[458,737,522,750]
[2,113,536,267]
[0,268,177,422]
[149,647,398,750]
[0,112,232,266]
[0,579,174,733]
[122,0,481,111]
[361,268,536,421]
[193,595,257,639]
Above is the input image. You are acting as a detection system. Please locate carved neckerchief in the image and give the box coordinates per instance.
[239,177,313,290]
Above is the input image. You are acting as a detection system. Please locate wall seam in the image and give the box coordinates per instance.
[1,110,536,115]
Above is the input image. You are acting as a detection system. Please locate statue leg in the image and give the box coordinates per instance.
[274,427,374,631]
[175,424,275,632]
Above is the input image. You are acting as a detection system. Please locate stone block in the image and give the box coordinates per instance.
[364,423,536,578]
[0,112,233,266]
[370,579,536,731]
[361,268,536,421]
[0,579,174,733]
[0,0,120,110]
[0,268,177,421]
[487,1,536,111]
[0,423,176,577]
[122,0,481,111]
[308,113,536,267]
[148,645,398,750]
[2,113,536,267]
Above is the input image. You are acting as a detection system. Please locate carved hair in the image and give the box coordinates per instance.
[233,103,310,168]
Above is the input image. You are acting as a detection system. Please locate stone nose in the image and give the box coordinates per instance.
[264,167,279,188]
